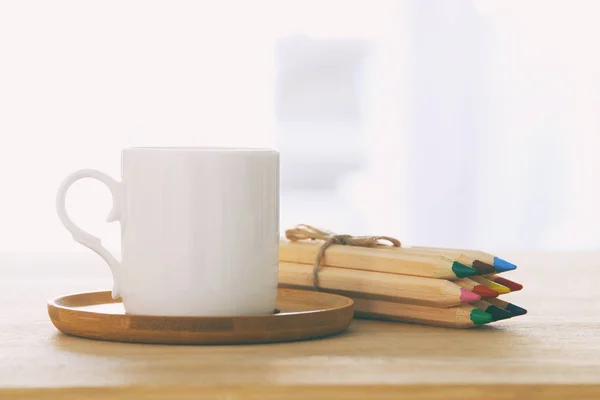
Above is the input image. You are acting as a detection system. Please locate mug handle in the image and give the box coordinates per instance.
[56,169,122,298]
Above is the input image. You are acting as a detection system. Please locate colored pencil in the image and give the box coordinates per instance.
[455,278,499,298]
[472,300,513,321]
[353,298,493,328]
[375,246,497,275]
[455,257,496,275]
[278,262,480,307]
[279,240,477,279]
[469,276,511,294]
[486,298,528,316]
[409,246,517,273]
[484,275,523,292]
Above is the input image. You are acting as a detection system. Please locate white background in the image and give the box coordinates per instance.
[1,0,599,253]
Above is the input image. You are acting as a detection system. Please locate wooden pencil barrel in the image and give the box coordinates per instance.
[409,246,495,265]
[280,241,462,280]
[352,298,479,329]
[278,262,465,307]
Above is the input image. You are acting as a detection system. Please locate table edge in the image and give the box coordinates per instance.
[3,384,600,400]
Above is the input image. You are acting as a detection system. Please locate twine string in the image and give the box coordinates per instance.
[285,224,401,290]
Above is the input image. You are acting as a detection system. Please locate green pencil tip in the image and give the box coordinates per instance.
[470,309,493,325]
[452,262,478,278]
[486,305,513,321]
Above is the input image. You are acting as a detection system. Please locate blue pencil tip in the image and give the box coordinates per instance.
[493,257,517,272]
[505,303,527,316]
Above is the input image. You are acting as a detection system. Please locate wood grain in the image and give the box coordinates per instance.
[48,289,353,345]
[279,261,466,307]
[280,239,463,279]
[353,298,482,328]
[1,251,599,399]
[410,246,497,265]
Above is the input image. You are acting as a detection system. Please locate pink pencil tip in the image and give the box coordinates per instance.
[460,288,481,302]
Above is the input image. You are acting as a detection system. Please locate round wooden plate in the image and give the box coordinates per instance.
[48,288,354,345]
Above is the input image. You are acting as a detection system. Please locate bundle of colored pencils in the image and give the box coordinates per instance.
[278,227,526,329]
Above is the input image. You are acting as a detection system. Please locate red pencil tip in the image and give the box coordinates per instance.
[472,285,500,298]
[493,276,523,291]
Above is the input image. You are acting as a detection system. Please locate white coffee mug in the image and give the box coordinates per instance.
[56,147,279,317]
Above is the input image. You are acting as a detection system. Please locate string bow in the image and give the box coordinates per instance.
[285,224,401,290]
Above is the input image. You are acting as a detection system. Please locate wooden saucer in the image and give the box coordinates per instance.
[48,288,354,345]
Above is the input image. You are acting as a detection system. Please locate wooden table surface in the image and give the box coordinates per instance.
[2,251,600,399]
